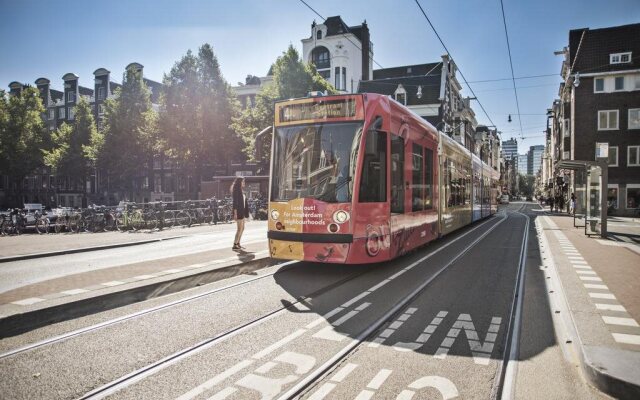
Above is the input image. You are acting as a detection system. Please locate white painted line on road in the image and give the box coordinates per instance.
[61,288,90,295]
[163,268,184,274]
[207,387,237,400]
[584,284,608,290]
[612,333,640,345]
[576,270,596,275]
[305,307,344,329]
[252,329,306,359]
[132,274,156,280]
[435,314,502,365]
[369,307,418,348]
[568,256,585,260]
[307,363,359,400]
[11,297,46,306]
[367,368,392,389]
[393,311,449,352]
[589,293,616,300]
[332,303,371,326]
[176,360,254,400]
[101,280,126,287]
[307,383,337,400]
[579,276,602,282]
[596,303,626,312]
[572,265,592,269]
[571,260,588,265]
[602,316,639,327]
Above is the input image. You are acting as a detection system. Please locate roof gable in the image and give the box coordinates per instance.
[570,23,640,74]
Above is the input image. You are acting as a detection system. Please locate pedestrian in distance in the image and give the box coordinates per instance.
[570,193,576,215]
[549,196,555,212]
[231,177,249,251]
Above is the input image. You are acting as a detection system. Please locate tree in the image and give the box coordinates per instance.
[88,66,157,200]
[159,43,242,190]
[232,45,336,165]
[0,87,48,204]
[43,98,97,204]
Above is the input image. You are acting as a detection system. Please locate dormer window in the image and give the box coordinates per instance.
[394,84,407,105]
[97,87,105,100]
[67,91,75,102]
[610,52,631,64]
[316,30,322,40]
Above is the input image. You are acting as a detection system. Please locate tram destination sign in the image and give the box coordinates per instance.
[278,98,357,124]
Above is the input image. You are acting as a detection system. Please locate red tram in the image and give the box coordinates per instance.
[267,93,499,264]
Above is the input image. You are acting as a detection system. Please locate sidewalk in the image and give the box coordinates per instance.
[0,232,272,337]
[537,210,640,399]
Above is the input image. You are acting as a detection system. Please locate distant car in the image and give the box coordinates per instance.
[500,195,510,204]
[526,196,533,201]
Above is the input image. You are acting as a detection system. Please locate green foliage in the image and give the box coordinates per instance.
[160,43,243,182]
[232,45,337,164]
[0,87,48,182]
[92,67,157,193]
[44,98,97,188]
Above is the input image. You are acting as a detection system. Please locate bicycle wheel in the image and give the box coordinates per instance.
[203,209,213,224]
[54,219,65,233]
[36,218,50,234]
[131,210,145,231]
[144,212,157,230]
[163,211,175,228]
[175,211,191,227]
[70,215,83,233]
[104,214,116,231]
[116,212,128,231]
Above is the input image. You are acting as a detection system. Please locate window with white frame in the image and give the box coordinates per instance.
[598,110,618,130]
[97,87,105,100]
[68,107,75,120]
[594,78,604,92]
[608,146,618,167]
[635,75,640,90]
[48,109,54,120]
[563,119,570,137]
[626,184,640,209]
[394,84,407,105]
[629,109,640,129]
[98,104,104,114]
[614,76,625,91]
[67,91,75,102]
[629,146,640,166]
[610,52,632,64]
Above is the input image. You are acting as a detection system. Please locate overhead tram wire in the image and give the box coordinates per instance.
[297,0,385,69]
[499,0,524,139]
[412,0,496,129]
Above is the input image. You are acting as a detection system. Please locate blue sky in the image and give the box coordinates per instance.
[1,0,638,152]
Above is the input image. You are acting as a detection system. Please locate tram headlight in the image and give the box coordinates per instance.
[333,210,350,224]
[270,209,280,220]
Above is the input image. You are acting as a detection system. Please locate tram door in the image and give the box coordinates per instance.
[389,133,411,256]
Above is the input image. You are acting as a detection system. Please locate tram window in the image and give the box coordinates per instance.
[359,130,387,202]
[412,143,424,212]
[391,134,404,213]
[424,148,433,209]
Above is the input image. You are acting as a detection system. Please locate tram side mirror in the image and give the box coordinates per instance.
[371,116,383,131]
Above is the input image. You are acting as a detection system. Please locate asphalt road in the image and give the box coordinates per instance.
[0,204,608,399]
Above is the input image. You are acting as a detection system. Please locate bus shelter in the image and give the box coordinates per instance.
[557,159,607,238]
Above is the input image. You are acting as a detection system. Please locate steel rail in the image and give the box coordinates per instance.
[277,211,510,400]
[0,260,298,360]
[490,203,530,399]
[78,211,505,400]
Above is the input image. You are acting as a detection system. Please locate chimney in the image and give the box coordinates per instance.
[360,20,371,81]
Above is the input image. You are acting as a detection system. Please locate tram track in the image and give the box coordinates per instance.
[0,260,303,360]
[278,204,527,400]
[74,212,507,400]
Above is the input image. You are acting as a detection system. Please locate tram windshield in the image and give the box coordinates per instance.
[271,122,363,203]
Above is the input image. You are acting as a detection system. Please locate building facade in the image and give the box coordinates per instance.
[3,63,168,207]
[302,16,373,93]
[545,23,640,215]
[502,138,518,161]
